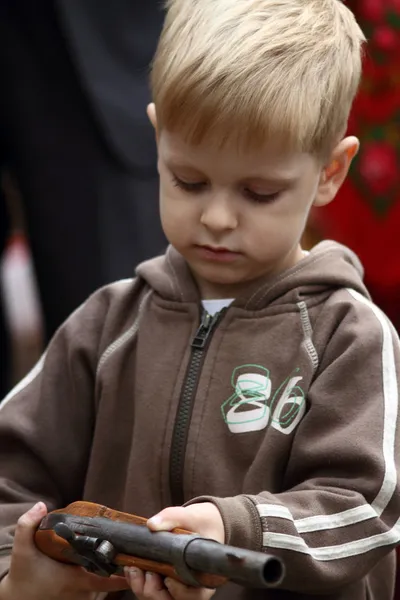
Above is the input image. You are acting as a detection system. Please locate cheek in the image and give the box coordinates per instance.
[159,189,193,244]
[243,207,304,253]
[159,195,176,240]
[158,190,170,225]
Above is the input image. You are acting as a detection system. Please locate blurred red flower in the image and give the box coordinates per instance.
[373,25,399,51]
[361,0,385,21]
[358,142,398,195]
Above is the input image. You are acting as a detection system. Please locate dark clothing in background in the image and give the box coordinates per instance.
[0,187,10,398]
[0,0,166,396]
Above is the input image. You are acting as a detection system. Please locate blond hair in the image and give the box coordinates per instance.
[150,0,366,158]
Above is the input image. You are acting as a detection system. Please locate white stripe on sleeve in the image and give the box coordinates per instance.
[257,289,399,548]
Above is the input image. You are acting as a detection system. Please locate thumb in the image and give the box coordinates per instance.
[147,506,194,533]
[14,502,47,551]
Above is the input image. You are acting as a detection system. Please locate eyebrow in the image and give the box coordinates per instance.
[164,158,202,170]
[242,175,298,187]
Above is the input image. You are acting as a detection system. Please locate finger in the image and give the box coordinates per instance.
[13,502,47,554]
[73,570,129,593]
[143,571,171,597]
[125,567,146,596]
[144,572,165,592]
[147,507,193,532]
[126,568,171,600]
[165,578,216,600]
[34,562,129,594]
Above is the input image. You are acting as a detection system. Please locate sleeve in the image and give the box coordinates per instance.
[190,293,400,593]
[0,288,112,580]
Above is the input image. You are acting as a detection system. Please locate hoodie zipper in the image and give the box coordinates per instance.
[169,309,225,506]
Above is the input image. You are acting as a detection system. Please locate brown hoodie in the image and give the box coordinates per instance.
[0,240,399,600]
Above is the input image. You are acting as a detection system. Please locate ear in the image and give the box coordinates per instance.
[313,136,359,208]
[147,103,158,131]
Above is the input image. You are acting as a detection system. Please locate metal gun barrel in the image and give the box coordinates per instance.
[184,537,284,588]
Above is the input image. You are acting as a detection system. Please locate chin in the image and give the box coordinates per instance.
[194,264,245,285]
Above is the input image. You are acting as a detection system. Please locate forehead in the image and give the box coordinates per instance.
[158,129,317,179]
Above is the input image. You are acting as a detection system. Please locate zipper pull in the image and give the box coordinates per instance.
[191,310,224,349]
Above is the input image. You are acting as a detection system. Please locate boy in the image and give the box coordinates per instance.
[0,0,399,599]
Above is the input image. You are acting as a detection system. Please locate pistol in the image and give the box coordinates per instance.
[35,501,284,589]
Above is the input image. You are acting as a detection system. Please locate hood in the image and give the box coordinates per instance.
[136,240,369,311]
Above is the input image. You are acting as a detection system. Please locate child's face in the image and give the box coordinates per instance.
[156,128,345,299]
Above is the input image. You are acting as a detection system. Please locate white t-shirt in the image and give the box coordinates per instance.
[201,298,234,316]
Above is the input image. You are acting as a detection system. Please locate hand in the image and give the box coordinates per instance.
[125,502,225,600]
[0,502,128,600]
[124,570,215,600]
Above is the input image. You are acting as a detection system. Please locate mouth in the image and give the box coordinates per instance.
[203,245,234,253]
[195,245,242,263]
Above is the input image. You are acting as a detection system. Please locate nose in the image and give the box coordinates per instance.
[200,195,238,232]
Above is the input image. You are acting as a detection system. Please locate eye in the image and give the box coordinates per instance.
[172,175,207,193]
[243,188,281,204]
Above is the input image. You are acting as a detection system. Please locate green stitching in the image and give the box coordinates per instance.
[221,364,270,425]
[221,364,305,429]
[271,367,304,427]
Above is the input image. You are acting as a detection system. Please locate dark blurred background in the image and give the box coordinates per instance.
[0,0,167,395]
